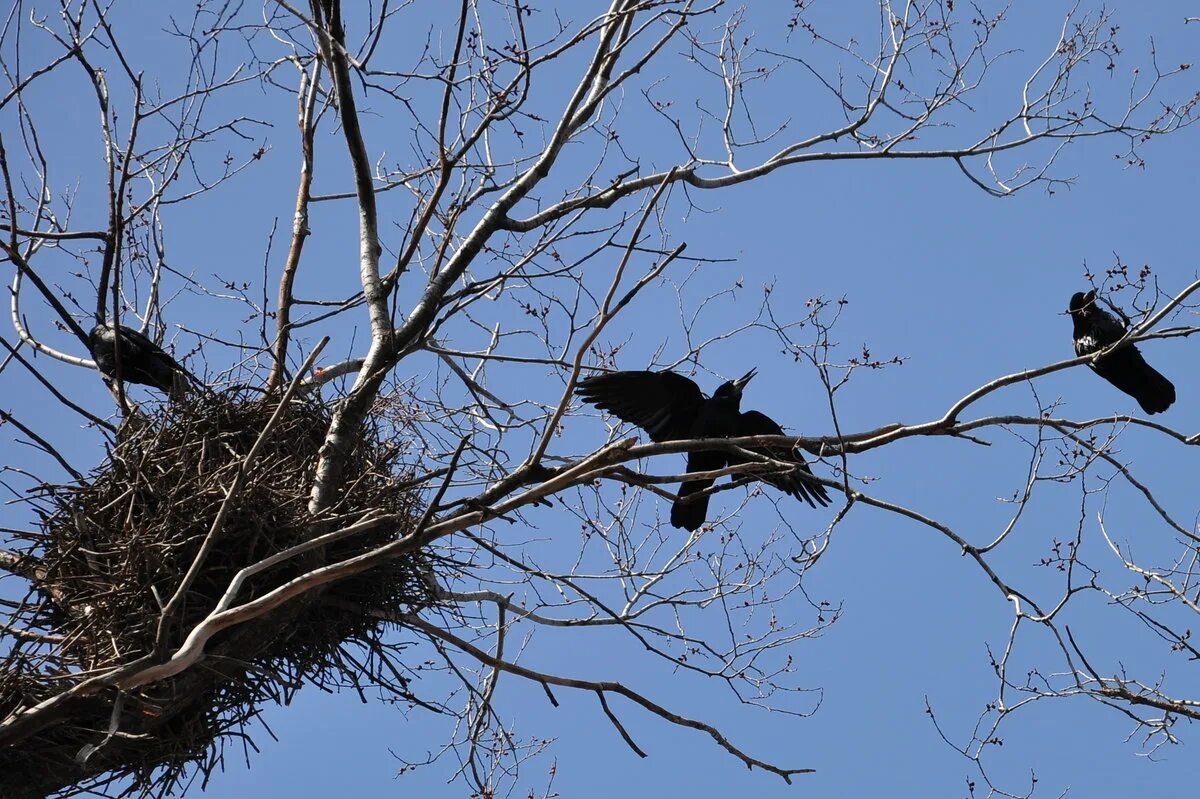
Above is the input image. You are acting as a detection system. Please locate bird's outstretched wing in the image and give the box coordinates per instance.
[575,370,705,442]
[734,410,831,508]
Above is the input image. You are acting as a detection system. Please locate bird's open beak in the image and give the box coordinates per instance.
[731,368,757,393]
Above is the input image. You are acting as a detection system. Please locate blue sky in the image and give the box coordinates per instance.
[4,2,1200,797]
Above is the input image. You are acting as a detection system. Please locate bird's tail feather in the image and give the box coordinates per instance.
[168,372,189,402]
[671,479,712,532]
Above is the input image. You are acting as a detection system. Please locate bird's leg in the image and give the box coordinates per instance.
[103,378,136,418]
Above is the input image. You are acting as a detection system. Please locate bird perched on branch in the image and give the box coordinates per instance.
[88,323,192,399]
[575,368,831,531]
[1067,289,1175,415]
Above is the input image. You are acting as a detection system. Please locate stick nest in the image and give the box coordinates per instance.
[0,389,433,797]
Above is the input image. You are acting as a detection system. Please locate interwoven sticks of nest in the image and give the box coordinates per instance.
[0,389,438,798]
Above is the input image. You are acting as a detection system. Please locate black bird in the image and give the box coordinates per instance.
[1068,289,1175,415]
[88,323,188,398]
[575,368,830,531]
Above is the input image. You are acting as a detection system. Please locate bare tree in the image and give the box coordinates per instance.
[0,1,1198,797]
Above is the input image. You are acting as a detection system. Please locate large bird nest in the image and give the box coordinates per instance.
[0,389,434,798]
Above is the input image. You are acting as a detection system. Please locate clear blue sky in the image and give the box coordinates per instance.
[3,3,1200,797]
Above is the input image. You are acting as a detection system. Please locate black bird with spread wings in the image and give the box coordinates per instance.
[575,368,830,531]
[88,323,191,399]
[1068,289,1175,415]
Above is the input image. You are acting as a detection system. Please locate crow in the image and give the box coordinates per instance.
[88,323,191,399]
[1067,289,1175,415]
[575,368,830,531]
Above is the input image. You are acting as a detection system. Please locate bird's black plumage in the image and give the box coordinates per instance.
[88,323,186,397]
[575,369,830,531]
[1068,290,1175,415]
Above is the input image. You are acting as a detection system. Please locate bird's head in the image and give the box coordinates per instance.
[714,368,756,400]
[88,323,113,346]
[1068,290,1097,317]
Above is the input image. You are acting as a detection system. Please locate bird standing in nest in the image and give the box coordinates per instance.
[1067,290,1175,415]
[88,323,195,399]
[575,368,831,531]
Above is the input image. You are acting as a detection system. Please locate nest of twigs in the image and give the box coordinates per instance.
[0,389,433,797]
